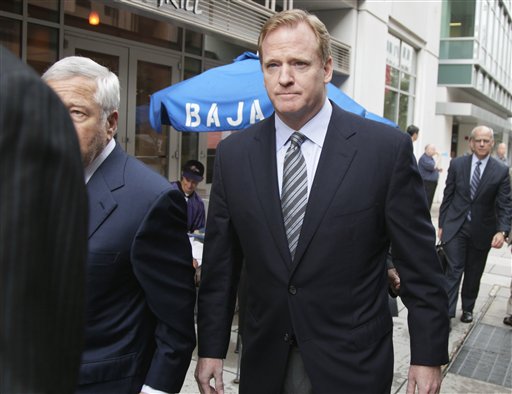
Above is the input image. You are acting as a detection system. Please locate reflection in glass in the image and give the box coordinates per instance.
[28,0,59,22]
[181,132,199,168]
[27,24,58,75]
[205,132,228,183]
[0,17,21,57]
[385,65,399,88]
[185,29,202,56]
[400,72,410,92]
[398,95,409,131]
[74,49,120,76]
[204,34,252,62]
[184,56,202,80]
[64,0,182,50]
[0,0,22,14]
[383,88,398,124]
[136,61,172,177]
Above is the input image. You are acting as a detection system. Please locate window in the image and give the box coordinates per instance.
[383,35,416,131]
[440,0,476,38]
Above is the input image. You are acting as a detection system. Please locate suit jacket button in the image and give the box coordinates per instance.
[284,333,290,342]
[288,285,297,295]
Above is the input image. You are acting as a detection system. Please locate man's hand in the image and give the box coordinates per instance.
[491,232,506,249]
[406,365,442,394]
[195,357,224,394]
[387,267,401,295]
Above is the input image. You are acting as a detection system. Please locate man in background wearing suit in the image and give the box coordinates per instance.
[0,46,88,393]
[439,126,512,324]
[42,57,196,394]
[195,10,449,394]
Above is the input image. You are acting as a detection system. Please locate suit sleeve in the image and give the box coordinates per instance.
[495,166,512,233]
[385,134,449,366]
[196,140,243,358]
[131,189,196,392]
[438,158,457,230]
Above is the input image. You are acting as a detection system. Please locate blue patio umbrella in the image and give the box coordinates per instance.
[149,52,397,132]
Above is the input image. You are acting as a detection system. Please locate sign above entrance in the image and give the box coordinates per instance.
[157,0,202,14]
[115,0,350,75]
[114,0,268,46]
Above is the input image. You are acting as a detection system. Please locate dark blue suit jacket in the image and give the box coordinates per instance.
[78,143,196,393]
[439,154,512,249]
[198,103,449,393]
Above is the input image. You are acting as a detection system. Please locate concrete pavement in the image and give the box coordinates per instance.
[181,203,512,393]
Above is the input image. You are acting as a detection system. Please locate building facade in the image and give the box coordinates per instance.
[2,0,511,204]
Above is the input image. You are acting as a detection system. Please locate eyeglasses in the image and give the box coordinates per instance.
[472,139,492,145]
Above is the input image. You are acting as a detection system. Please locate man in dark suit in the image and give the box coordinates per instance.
[0,46,88,393]
[42,56,196,394]
[195,10,449,394]
[439,125,512,324]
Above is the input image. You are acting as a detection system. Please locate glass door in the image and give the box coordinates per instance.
[128,48,180,178]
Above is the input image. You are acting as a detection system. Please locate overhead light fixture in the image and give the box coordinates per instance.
[88,11,100,26]
[449,22,462,27]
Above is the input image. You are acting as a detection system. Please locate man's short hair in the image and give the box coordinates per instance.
[258,9,331,66]
[406,125,419,137]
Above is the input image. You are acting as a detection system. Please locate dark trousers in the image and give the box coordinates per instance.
[443,220,490,317]
[423,180,438,210]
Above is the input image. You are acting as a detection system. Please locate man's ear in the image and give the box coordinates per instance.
[106,111,119,139]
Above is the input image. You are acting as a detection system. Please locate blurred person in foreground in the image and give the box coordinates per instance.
[439,126,512,325]
[42,56,196,394]
[0,46,88,393]
[195,9,449,394]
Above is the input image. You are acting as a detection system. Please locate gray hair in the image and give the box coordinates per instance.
[42,56,120,122]
[470,125,494,139]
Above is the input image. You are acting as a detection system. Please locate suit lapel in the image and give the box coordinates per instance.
[86,144,126,238]
[249,116,292,267]
[474,156,495,199]
[292,106,357,271]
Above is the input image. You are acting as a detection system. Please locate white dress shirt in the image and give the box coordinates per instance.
[275,99,332,197]
[470,153,490,183]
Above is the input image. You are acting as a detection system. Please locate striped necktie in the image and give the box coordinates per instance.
[468,160,481,221]
[470,161,481,200]
[281,132,308,260]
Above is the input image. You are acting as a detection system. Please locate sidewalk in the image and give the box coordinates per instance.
[181,203,512,393]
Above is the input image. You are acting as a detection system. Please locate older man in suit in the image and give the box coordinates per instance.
[195,9,449,394]
[439,126,512,324]
[0,46,88,393]
[42,57,196,394]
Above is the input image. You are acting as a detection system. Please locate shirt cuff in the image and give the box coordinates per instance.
[141,384,169,394]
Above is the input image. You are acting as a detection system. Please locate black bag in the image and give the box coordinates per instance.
[435,243,450,273]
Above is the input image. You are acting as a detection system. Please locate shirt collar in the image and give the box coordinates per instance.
[471,153,490,167]
[275,98,332,150]
[85,138,116,184]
